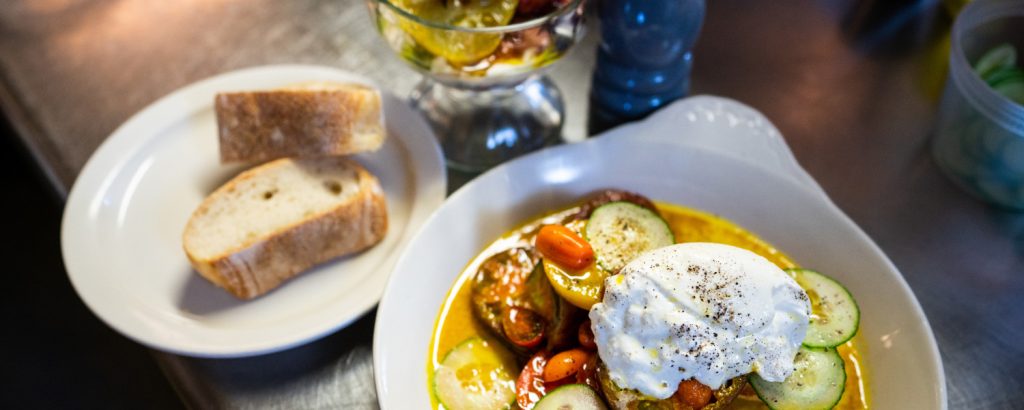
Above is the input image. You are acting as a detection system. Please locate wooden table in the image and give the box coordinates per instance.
[2,0,1021,408]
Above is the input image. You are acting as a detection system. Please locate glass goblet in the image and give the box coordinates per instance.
[367,0,586,173]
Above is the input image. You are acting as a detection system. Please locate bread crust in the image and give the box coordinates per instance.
[183,159,388,299]
[215,85,384,163]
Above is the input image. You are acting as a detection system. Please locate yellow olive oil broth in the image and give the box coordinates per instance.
[428,202,869,409]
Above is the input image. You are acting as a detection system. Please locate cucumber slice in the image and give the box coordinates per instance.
[787,268,860,348]
[534,384,608,410]
[585,202,674,272]
[434,337,517,410]
[750,346,846,410]
[974,43,1017,80]
[983,67,1024,88]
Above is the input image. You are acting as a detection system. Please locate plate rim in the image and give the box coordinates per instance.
[372,96,947,408]
[60,64,446,357]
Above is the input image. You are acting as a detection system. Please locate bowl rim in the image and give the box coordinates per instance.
[370,0,585,33]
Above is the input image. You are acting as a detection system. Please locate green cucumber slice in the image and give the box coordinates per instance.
[433,337,517,410]
[585,202,674,272]
[983,67,1024,88]
[534,384,608,410]
[974,43,1017,80]
[787,268,860,348]
[750,346,846,410]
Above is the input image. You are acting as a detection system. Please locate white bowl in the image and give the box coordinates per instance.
[374,96,946,408]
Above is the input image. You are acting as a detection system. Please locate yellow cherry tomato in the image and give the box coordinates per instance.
[543,259,607,310]
[393,0,517,65]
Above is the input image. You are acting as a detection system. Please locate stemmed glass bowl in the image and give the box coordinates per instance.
[367,0,586,172]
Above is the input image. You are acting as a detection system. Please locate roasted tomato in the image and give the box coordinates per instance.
[517,352,549,410]
[576,353,601,393]
[578,320,597,350]
[503,307,545,348]
[471,247,556,354]
[672,379,713,409]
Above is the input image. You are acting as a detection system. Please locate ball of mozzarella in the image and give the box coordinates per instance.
[589,243,810,399]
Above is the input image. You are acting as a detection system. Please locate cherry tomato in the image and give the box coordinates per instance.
[575,353,601,393]
[543,348,590,382]
[543,260,607,310]
[578,320,597,350]
[674,379,713,409]
[536,225,595,270]
[503,307,545,348]
[516,352,548,410]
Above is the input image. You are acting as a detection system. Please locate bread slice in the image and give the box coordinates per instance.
[214,83,384,163]
[183,157,388,299]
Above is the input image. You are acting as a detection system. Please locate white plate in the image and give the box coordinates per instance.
[374,96,946,409]
[61,65,446,358]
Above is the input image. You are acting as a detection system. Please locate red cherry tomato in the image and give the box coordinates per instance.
[575,353,601,392]
[503,307,545,348]
[543,348,590,382]
[536,225,595,270]
[578,320,597,350]
[516,352,548,410]
[674,379,713,409]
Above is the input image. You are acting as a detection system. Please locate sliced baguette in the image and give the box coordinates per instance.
[183,157,388,299]
[215,83,384,163]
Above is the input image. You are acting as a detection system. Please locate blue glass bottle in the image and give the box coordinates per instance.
[588,0,706,134]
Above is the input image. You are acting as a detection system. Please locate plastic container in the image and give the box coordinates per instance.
[932,0,1024,210]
